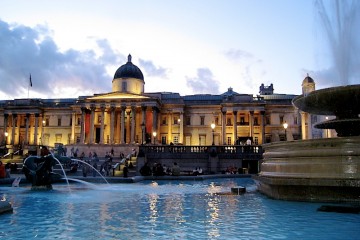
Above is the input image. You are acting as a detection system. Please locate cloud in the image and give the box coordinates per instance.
[139,59,168,78]
[224,49,254,61]
[0,19,122,99]
[186,68,220,94]
[224,48,266,91]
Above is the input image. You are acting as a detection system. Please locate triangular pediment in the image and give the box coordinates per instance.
[86,91,150,100]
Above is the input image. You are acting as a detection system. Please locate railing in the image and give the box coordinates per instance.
[139,145,263,158]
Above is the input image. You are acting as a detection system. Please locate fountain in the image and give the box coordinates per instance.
[22,146,71,190]
[254,0,360,202]
[254,84,360,202]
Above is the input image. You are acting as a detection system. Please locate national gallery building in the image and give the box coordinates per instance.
[0,55,325,155]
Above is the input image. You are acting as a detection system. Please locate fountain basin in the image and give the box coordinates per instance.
[254,137,360,202]
[292,85,360,136]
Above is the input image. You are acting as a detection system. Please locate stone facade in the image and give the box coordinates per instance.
[0,55,310,154]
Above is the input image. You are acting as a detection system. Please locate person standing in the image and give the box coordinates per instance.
[172,162,180,176]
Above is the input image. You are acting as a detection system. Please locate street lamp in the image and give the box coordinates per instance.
[141,122,145,145]
[4,132,8,145]
[152,131,157,145]
[283,121,288,141]
[211,123,215,145]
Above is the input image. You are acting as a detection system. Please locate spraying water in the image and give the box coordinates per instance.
[71,159,110,184]
[315,0,360,86]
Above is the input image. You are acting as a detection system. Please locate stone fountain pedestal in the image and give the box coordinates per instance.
[254,85,360,203]
[254,137,360,202]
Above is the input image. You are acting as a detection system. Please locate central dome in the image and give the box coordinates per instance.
[114,54,144,81]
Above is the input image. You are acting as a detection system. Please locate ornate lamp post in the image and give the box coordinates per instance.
[283,121,288,141]
[211,123,215,145]
[152,131,157,145]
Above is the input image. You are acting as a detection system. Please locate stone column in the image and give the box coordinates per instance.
[307,114,312,139]
[120,106,126,144]
[221,110,226,144]
[260,111,266,144]
[130,106,136,143]
[126,110,131,143]
[3,114,8,145]
[249,111,254,138]
[34,113,39,145]
[71,112,76,144]
[179,112,184,144]
[141,106,146,144]
[115,111,121,144]
[11,114,17,145]
[233,110,237,145]
[110,106,115,144]
[152,107,158,143]
[89,105,95,144]
[99,105,105,144]
[168,111,172,144]
[80,107,86,144]
[301,112,307,140]
[25,114,29,145]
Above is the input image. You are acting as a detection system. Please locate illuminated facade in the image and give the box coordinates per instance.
[0,55,313,154]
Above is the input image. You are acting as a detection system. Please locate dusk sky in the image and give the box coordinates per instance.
[0,0,359,100]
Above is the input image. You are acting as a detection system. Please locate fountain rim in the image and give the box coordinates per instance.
[292,84,360,116]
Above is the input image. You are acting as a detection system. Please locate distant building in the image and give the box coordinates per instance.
[0,55,318,155]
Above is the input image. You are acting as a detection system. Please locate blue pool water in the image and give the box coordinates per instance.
[0,178,359,239]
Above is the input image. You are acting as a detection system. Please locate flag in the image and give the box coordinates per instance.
[29,74,32,87]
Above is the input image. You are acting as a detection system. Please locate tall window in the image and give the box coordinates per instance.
[254,117,258,126]
[215,117,219,126]
[186,116,191,125]
[57,117,62,126]
[173,136,179,144]
[200,116,205,125]
[122,82,127,92]
[227,137,232,145]
[254,136,259,145]
[226,117,232,126]
[280,116,284,124]
[162,116,167,125]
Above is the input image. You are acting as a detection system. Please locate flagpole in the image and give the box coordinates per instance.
[28,74,32,99]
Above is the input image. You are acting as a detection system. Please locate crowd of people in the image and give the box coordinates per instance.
[139,162,204,177]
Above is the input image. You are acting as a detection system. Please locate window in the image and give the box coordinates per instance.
[294,116,298,125]
[240,117,245,125]
[227,137,232,145]
[215,117,219,126]
[254,117,258,126]
[280,116,284,124]
[186,116,191,125]
[161,136,167,144]
[200,116,205,125]
[266,116,270,125]
[70,117,72,126]
[173,117,179,125]
[226,117,232,126]
[57,117,62,127]
[77,117,81,126]
[98,115,102,124]
[55,134,62,143]
[173,136,179,144]
[122,82,127,92]
[254,136,259,145]
[162,116,167,125]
